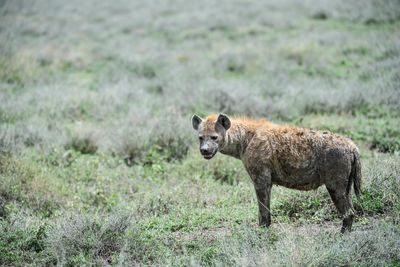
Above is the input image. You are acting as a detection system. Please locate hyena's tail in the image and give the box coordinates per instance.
[351,150,362,197]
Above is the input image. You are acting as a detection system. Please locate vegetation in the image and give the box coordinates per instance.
[0,0,399,266]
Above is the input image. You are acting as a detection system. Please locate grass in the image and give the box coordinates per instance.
[1,0,400,266]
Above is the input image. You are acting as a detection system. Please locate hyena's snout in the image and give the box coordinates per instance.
[200,143,217,159]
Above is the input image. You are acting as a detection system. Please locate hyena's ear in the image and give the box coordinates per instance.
[191,114,203,130]
[217,113,231,130]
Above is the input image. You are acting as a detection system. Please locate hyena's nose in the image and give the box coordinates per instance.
[200,147,209,155]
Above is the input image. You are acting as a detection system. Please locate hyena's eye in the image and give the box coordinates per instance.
[199,136,203,141]
[211,136,218,141]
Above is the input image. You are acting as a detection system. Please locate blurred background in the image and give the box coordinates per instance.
[1,0,399,159]
[0,0,399,266]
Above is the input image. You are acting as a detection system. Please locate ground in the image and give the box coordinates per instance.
[0,0,399,266]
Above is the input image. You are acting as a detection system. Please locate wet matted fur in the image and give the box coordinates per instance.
[192,114,361,233]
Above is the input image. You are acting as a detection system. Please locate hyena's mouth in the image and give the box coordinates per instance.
[203,151,216,160]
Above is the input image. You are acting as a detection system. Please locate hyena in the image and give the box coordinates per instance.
[191,113,361,233]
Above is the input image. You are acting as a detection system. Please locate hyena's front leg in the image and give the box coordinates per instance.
[252,170,272,227]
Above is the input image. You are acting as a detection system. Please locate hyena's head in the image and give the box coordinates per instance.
[191,113,231,160]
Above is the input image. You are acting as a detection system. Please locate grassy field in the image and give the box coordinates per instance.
[1,0,400,266]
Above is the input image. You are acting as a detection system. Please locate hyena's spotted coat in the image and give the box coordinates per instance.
[192,114,361,232]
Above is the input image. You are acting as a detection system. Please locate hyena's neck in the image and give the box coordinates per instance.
[219,122,255,159]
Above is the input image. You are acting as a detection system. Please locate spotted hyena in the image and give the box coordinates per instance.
[191,113,361,232]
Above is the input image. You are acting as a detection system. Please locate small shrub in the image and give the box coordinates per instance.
[48,210,132,266]
[136,194,176,217]
[117,110,192,166]
[66,133,98,154]
[64,122,100,154]
[0,155,61,217]
[313,222,400,266]
[0,109,17,124]
[370,135,400,153]
[354,154,400,215]
[128,62,158,79]
[0,60,25,85]
[118,226,170,265]
[205,156,246,185]
[312,11,329,20]
[210,89,238,115]
[0,208,53,266]
[0,118,67,154]
[214,54,240,74]
[272,188,335,222]
[199,245,220,265]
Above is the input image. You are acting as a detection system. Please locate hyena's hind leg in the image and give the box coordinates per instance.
[326,185,355,233]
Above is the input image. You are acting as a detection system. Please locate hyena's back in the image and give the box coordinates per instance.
[244,125,359,191]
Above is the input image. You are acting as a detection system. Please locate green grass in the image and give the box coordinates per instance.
[1,147,399,266]
[1,0,400,266]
